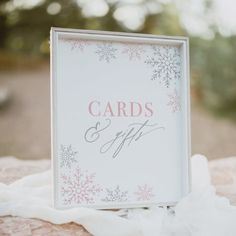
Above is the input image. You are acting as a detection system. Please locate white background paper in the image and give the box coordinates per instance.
[52,29,190,209]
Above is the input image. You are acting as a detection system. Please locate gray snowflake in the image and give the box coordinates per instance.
[102,185,128,202]
[167,88,181,113]
[145,45,181,87]
[122,43,145,60]
[59,145,78,169]
[95,42,117,63]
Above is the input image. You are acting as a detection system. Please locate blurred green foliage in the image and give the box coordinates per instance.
[191,35,236,118]
[0,0,236,119]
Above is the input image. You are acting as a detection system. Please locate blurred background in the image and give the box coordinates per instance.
[0,0,235,160]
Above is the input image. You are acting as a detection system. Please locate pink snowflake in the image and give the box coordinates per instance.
[61,167,102,205]
[167,88,181,113]
[122,44,145,60]
[61,38,90,51]
[134,184,155,201]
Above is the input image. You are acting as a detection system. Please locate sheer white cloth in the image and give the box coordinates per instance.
[0,154,236,236]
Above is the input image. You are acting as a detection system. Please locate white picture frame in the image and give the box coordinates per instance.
[50,27,191,209]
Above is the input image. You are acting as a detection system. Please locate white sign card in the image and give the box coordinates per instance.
[51,28,191,209]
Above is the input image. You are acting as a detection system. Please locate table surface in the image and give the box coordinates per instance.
[0,156,236,236]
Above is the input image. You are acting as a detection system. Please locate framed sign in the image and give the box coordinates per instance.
[50,27,191,209]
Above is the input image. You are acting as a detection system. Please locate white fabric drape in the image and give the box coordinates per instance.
[1,154,236,236]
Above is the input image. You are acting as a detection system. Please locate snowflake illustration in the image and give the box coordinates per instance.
[95,42,117,63]
[134,184,155,201]
[61,167,102,205]
[145,45,181,87]
[61,38,90,51]
[122,44,145,60]
[102,185,129,202]
[59,145,78,169]
[167,88,181,113]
